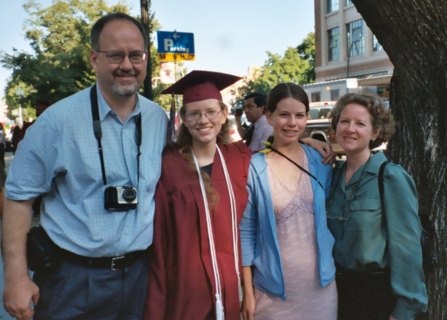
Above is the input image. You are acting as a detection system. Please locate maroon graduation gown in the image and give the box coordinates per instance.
[144,141,251,320]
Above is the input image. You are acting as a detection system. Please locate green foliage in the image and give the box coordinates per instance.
[297,32,316,82]
[152,64,188,112]
[0,0,134,116]
[238,32,315,100]
[2,2,315,118]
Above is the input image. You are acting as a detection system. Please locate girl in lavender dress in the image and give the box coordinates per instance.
[240,83,337,320]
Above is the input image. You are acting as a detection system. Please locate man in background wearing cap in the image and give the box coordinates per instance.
[2,12,167,320]
[236,92,273,152]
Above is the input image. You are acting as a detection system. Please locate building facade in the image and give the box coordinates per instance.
[307,0,393,102]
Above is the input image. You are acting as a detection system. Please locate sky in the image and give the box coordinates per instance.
[0,0,315,100]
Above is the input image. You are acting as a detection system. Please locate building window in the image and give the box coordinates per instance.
[372,35,383,51]
[347,19,364,57]
[345,0,353,6]
[328,27,340,62]
[327,0,339,13]
[311,92,321,102]
[330,89,340,101]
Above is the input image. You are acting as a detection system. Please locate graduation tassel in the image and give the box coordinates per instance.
[238,283,243,303]
[215,293,225,320]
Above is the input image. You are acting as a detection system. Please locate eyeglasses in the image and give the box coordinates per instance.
[185,110,222,122]
[95,50,147,65]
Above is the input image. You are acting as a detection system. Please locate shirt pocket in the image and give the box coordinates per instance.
[140,154,162,192]
[349,198,382,230]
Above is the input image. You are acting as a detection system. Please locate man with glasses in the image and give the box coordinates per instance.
[2,13,167,320]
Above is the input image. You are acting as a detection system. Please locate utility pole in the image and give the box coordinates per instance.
[141,0,153,99]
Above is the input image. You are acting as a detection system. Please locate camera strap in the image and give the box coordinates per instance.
[90,85,142,186]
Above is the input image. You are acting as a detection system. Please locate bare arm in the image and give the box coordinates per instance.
[241,266,256,320]
[300,137,335,164]
[2,197,39,320]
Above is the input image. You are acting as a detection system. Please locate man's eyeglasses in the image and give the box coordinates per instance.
[95,50,147,65]
[185,110,222,122]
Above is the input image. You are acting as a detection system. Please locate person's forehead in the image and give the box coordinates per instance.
[185,99,221,110]
[100,19,144,43]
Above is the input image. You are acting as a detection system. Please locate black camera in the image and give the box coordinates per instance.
[104,186,138,211]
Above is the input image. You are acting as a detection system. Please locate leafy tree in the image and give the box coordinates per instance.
[297,32,315,82]
[152,63,187,111]
[1,0,117,116]
[1,0,165,117]
[238,32,315,99]
[351,0,447,318]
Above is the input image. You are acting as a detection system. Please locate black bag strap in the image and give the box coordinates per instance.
[378,160,389,212]
[269,146,324,190]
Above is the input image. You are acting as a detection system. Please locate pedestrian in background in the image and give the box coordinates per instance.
[11,117,24,153]
[240,83,337,320]
[326,93,427,320]
[236,92,273,152]
[2,12,167,320]
[0,159,6,218]
[0,122,5,167]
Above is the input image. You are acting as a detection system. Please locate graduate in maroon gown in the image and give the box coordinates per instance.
[144,71,251,320]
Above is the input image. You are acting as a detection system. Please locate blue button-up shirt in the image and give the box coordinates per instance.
[6,85,167,257]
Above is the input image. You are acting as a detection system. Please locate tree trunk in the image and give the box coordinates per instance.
[352,0,447,319]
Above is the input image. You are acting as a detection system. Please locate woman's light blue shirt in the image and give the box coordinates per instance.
[240,145,336,299]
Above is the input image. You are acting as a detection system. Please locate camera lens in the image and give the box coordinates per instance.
[122,187,137,202]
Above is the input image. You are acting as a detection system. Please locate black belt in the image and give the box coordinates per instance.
[336,266,389,278]
[59,248,147,271]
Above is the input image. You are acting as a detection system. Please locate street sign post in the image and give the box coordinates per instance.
[157,31,195,62]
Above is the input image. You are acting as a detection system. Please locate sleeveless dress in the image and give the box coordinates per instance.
[254,155,337,320]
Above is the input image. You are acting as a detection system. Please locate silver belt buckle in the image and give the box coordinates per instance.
[111,255,125,271]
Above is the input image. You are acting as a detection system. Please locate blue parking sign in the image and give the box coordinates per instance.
[157,31,195,61]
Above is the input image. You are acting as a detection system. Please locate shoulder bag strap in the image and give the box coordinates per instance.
[378,160,390,214]
[269,146,324,190]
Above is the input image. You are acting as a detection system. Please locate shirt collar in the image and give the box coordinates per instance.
[343,151,387,187]
[364,151,387,174]
[253,114,267,127]
[95,83,141,122]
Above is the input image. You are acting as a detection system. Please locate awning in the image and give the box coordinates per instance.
[358,75,392,86]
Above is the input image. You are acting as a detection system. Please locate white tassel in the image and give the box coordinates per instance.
[215,293,225,320]
[238,283,243,303]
